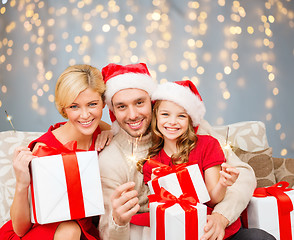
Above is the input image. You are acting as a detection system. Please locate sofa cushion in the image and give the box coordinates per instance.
[233,147,276,188]
[213,121,269,152]
[0,131,43,227]
[273,157,294,188]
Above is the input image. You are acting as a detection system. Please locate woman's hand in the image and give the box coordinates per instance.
[13,146,36,190]
[95,130,113,151]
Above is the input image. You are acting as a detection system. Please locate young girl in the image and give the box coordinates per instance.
[0,64,112,240]
[142,80,241,238]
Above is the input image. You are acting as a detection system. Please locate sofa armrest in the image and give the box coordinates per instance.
[213,121,269,152]
[0,130,43,227]
[273,157,294,188]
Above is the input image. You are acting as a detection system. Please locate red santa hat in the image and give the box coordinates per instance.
[102,63,157,132]
[151,80,206,127]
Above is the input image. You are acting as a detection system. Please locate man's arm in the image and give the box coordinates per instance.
[201,149,256,240]
[198,120,256,240]
[213,150,256,224]
[98,147,141,240]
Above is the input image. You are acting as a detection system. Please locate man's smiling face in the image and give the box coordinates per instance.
[112,88,152,138]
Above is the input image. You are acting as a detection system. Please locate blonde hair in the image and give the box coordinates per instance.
[137,100,198,173]
[55,64,105,119]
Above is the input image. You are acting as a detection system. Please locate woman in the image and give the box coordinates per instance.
[0,64,112,240]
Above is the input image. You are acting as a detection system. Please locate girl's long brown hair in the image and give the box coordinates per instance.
[137,100,198,172]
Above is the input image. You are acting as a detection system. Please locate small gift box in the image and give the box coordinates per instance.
[149,188,207,240]
[30,145,104,224]
[245,182,294,240]
[147,161,210,203]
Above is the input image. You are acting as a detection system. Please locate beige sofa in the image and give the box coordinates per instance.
[1,121,293,227]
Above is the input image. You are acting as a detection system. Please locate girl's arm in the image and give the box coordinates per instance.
[204,163,239,207]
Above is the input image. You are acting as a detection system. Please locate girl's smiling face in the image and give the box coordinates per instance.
[156,100,189,143]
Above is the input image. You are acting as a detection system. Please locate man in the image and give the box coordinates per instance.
[98,63,275,240]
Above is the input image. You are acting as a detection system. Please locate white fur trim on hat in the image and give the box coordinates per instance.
[105,73,157,110]
[151,82,206,126]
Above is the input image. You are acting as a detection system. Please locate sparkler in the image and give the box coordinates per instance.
[5,110,16,132]
[128,134,143,165]
[223,126,231,159]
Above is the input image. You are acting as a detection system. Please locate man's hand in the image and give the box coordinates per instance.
[201,212,229,240]
[111,182,140,226]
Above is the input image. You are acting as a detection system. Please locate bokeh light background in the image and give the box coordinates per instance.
[0,0,293,157]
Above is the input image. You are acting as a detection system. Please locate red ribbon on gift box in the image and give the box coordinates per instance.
[30,141,86,223]
[253,181,293,240]
[148,188,199,240]
[148,159,200,203]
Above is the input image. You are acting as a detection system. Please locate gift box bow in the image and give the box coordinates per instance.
[31,141,89,224]
[147,159,201,202]
[148,187,199,240]
[33,140,79,157]
[253,181,293,240]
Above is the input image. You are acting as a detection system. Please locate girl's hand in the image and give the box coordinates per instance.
[95,130,113,151]
[219,163,239,187]
[13,146,36,190]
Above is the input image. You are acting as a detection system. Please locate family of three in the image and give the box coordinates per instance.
[0,63,275,240]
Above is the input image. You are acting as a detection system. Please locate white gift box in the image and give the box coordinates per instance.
[30,151,104,224]
[148,164,210,203]
[150,202,207,240]
[247,189,294,240]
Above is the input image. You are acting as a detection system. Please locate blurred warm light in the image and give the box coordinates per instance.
[231,53,238,61]
[281,149,288,156]
[158,64,167,72]
[65,44,72,52]
[195,40,203,48]
[265,98,274,109]
[203,52,211,62]
[40,68,50,80]
[224,66,232,75]
[6,64,12,71]
[1,85,7,93]
[247,26,254,34]
[197,66,205,75]
[37,89,44,97]
[48,94,55,102]
[152,11,161,21]
[216,73,223,81]
[102,24,110,32]
[220,81,227,89]
[275,123,281,131]
[216,117,224,125]
[266,113,272,121]
[268,73,275,81]
[180,60,189,70]
[272,87,279,96]
[217,15,225,22]
[83,55,91,64]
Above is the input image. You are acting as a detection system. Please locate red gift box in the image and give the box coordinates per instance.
[30,142,104,224]
[149,188,207,240]
[147,160,210,203]
[242,181,294,240]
